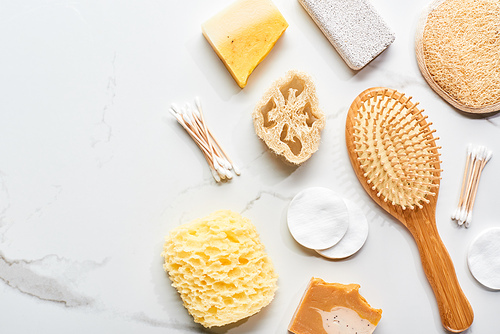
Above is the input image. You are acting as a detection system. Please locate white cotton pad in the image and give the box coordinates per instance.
[316,199,369,259]
[467,227,500,290]
[287,187,349,250]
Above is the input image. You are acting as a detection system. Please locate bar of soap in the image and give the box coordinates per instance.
[298,0,395,70]
[202,0,288,88]
[289,278,382,334]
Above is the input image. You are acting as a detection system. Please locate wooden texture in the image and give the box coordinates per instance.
[415,0,500,115]
[345,87,474,332]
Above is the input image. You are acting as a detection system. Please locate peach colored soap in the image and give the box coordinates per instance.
[289,278,382,334]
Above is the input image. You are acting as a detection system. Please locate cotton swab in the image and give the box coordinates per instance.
[169,98,240,182]
[452,144,492,227]
[452,144,472,221]
[463,149,492,227]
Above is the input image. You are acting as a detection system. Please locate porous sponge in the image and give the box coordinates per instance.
[161,210,278,328]
[422,0,500,108]
[253,70,325,165]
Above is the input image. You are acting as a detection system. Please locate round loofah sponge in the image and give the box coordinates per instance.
[417,0,500,112]
[252,70,326,164]
[161,210,278,328]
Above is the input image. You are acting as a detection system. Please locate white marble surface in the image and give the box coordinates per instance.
[0,0,499,333]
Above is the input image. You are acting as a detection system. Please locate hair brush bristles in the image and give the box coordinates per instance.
[352,89,442,210]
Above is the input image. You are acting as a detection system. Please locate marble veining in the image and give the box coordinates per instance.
[128,312,204,332]
[240,189,293,215]
[91,53,118,169]
[25,185,63,222]
[0,253,96,307]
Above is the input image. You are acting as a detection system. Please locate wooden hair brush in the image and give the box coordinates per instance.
[345,87,473,332]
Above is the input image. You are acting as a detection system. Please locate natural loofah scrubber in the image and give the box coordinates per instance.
[416,0,500,113]
[253,70,326,164]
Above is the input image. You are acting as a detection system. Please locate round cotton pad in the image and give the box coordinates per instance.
[468,227,500,290]
[316,199,369,259]
[287,187,349,250]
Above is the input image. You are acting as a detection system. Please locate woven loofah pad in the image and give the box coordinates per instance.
[252,70,326,164]
[416,0,500,113]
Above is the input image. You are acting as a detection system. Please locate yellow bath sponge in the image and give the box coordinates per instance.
[161,210,278,327]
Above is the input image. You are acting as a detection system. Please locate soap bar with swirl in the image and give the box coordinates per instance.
[288,278,382,334]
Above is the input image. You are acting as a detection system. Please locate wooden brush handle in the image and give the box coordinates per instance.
[408,217,473,332]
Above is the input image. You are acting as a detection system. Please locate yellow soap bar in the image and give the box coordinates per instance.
[289,278,382,334]
[202,0,288,88]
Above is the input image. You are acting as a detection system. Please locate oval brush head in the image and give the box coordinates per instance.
[351,87,442,210]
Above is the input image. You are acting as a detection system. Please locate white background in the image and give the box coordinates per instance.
[0,0,499,333]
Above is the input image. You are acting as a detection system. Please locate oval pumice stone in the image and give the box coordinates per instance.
[316,199,369,259]
[287,187,349,250]
[468,227,500,290]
